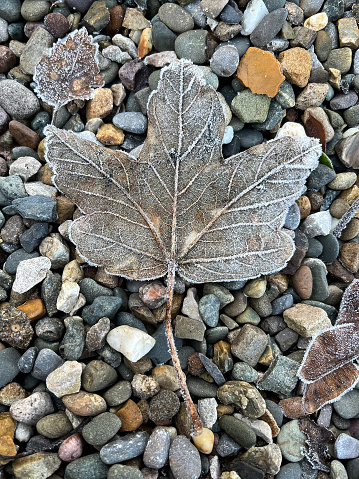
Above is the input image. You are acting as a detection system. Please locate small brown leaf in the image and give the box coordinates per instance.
[34,28,103,115]
[305,111,326,152]
[298,417,334,471]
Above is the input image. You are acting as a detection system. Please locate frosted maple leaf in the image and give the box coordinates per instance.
[45,59,321,434]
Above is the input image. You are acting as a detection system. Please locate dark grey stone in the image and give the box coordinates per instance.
[0,347,21,388]
[31,348,63,381]
[4,248,39,274]
[18,347,38,374]
[82,296,122,326]
[41,271,62,317]
[12,195,58,222]
[64,453,109,479]
[146,322,182,365]
[62,319,86,360]
[100,431,149,464]
[79,278,112,303]
[20,222,49,253]
[250,8,288,47]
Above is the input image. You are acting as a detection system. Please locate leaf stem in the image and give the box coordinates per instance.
[165,265,202,437]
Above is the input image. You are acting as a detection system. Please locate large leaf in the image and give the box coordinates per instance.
[45,60,321,283]
[34,28,103,114]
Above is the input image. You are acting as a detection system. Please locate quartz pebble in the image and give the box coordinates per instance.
[46,361,83,398]
[107,325,156,362]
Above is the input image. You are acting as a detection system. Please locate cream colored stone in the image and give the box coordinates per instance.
[192,427,214,454]
[57,281,80,313]
[62,260,83,283]
[304,12,328,31]
[106,325,156,362]
[283,303,331,337]
[46,361,83,398]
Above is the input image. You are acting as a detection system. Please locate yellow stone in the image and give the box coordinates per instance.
[152,365,179,391]
[17,298,46,321]
[96,124,124,145]
[278,47,312,88]
[116,399,143,431]
[338,17,359,49]
[86,88,113,120]
[56,196,74,224]
[0,412,16,437]
[138,27,152,59]
[340,185,359,205]
[62,260,83,283]
[236,47,285,98]
[193,427,214,454]
[0,435,17,464]
[304,12,328,31]
[328,68,341,90]
[37,138,46,162]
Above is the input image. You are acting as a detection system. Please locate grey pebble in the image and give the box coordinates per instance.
[330,91,358,110]
[64,453,109,479]
[257,355,298,395]
[232,362,258,382]
[175,30,208,64]
[20,222,49,253]
[275,463,302,479]
[62,319,86,361]
[0,347,21,388]
[151,19,177,52]
[317,234,339,264]
[0,174,27,201]
[271,294,294,315]
[199,353,226,385]
[199,294,220,327]
[169,435,202,479]
[82,412,122,447]
[107,465,143,479]
[334,433,359,459]
[113,112,148,134]
[0,80,40,119]
[41,271,62,317]
[187,376,218,398]
[333,389,359,419]
[18,347,38,373]
[307,164,337,190]
[12,195,58,222]
[218,415,256,449]
[146,322,182,365]
[0,0,21,22]
[303,258,329,302]
[250,8,288,47]
[216,432,242,457]
[4,249,39,275]
[100,431,149,464]
[82,296,122,326]
[31,348,63,381]
[82,360,118,392]
[284,202,301,230]
[79,278,113,303]
[10,391,54,425]
[143,426,170,469]
[158,3,194,33]
[210,46,239,77]
[306,238,323,258]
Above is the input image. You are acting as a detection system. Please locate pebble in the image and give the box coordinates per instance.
[108,465,143,479]
[46,361,83,398]
[113,112,147,134]
[169,435,202,479]
[143,426,171,469]
[158,3,194,32]
[82,296,122,325]
[244,277,267,298]
[283,303,331,336]
[198,294,220,327]
[250,8,288,47]
[64,453,109,479]
[107,325,156,362]
[82,412,121,447]
[79,278,112,303]
[257,355,298,395]
[57,281,80,314]
[0,79,40,120]
[301,210,332,238]
[295,83,329,110]
[218,415,257,449]
[210,46,239,77]
[12,256,51,294]
[324,47,353,74]
[149,389,180,424]
[292,265,313,299]
[338,17,359,49]
[330,91,358,111]
[152,20,177,52]
[334,433,359,459]
[36,411,73,439]
[231,324,268,367]
[12,452,62,479]
[58,432,83,462]
[20,26,54,76]
[12,196,57,222]
[32,348,63,381]
[175,30,208,64]
[277,420,306,462]
[62,391,107,416]
[218,380,266,418]
[278,47,312,87]
[231,89,271,123]
[103,380,132,407]
[10,391,54,425]
[241,0,269,36]
[333,389,359,419]
[335,132,359,168]
[100,431,149,464]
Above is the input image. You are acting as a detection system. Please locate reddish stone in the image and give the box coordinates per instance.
[104,5,125,36]
[139,281,167,309]
[44,13,70,38]
[279,397,308,418]
[327,260,355,283]
[291,265,313,300]
[0,46,16,74]
[58,433,83,462]
[9,121,40,150]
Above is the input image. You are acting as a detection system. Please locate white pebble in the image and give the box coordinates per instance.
[12,256,51,294]
[275,122,307,139]
[241,0,268,35]
[300,210,332,238]
[57,281,80,313]
[106,325,156,362]
[9,156,42,181]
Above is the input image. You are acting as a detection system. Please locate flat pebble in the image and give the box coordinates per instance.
[277,420,306,462]
[12,256,51,294]
[46,361,83,398]
[334,433,359,459]
[82,412,122,447]
[143,426,171,469]
[64,453,109,479]
[113,112,147,134]
[218,415,257,449]
[62,391,107,417]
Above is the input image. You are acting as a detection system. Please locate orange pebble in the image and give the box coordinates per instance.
[17,299,46,321]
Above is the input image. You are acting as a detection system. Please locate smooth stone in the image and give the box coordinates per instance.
[199,294,220,327]
[301,210,332,238]
[231,90,271,123]
[333,389,359,419]
[277,420,306,462]
[113,112,147,134]
[12,452,61,479]
[100,431,149,464]
[9,392,54,425]
[241,0,269,36]
[36,411,73,439]
[169,435,202,479]
[82,412,122,447]
[218,415,257,449]
[0,347,21,388]
[20,26,54,75]
[0,80,40,119]
[143,426,171,469]
[64,453,109,479]
[79,277,112,303]
[107,465,143,479]
[334,433,359,459]
[175,30,208,64]
[158,3,194,32]
[82,360,117,392]
[107,325,156,362]
[250,8,288,47]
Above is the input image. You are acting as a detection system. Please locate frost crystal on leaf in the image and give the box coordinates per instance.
[298,279,359,414]
[34,27,103,116]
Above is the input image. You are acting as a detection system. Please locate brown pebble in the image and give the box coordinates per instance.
[279,397,308,418]
[187,352,206,376]
[9,121,40,149]
[0,46,16,74]
[56,196,75,224]
[137,399,150,424]
[340,243,359,273]
[291,265,313,300]
[307,191,323,211]
[296,195,311,219]
[86,89,113,120]
[139,281,167,309]
[327,260,355,283]
[62,391,107,416]
[104,5,125,36]
[259,409,280,437]
[340,218,359,241]
[278,47,312,87]
[44,13,69,38]
[96,124,124,146]
[138,27,153,59]
[0,382,27,406]
[17,299,46,322]
[217,404,235,417]
[58,433,83,462]
[116,399,143,431]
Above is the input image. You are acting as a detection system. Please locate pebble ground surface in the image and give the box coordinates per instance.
[0,0,359,478]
